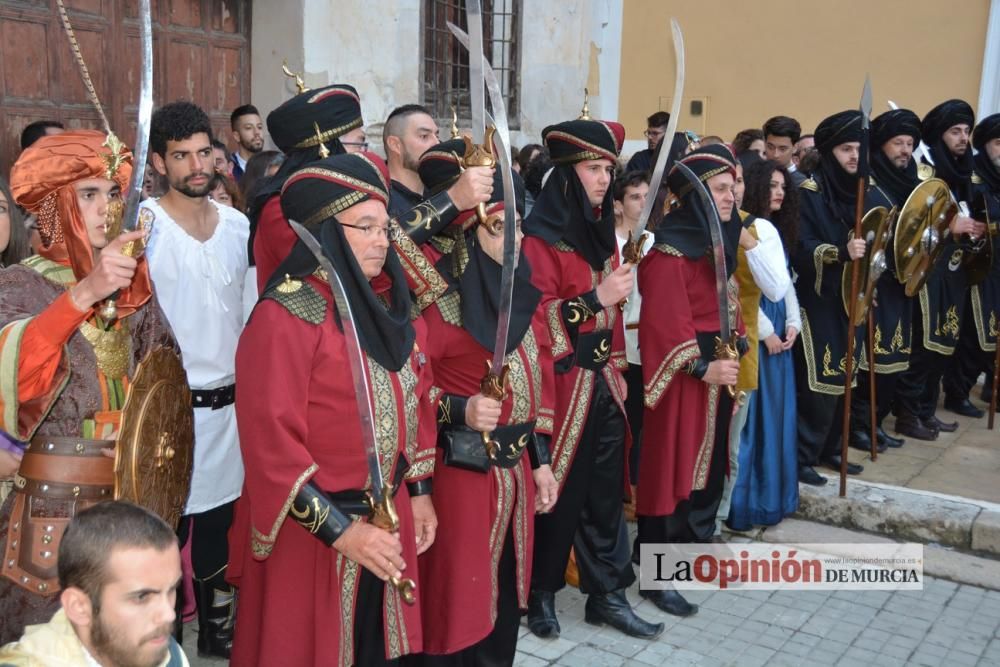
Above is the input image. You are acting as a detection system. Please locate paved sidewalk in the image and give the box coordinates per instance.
[186,519,1000,666]
[843,385,1000,505]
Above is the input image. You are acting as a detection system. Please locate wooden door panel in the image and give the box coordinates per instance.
[1,0,250,175]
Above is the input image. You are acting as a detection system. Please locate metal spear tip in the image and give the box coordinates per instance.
[860,74,873,128]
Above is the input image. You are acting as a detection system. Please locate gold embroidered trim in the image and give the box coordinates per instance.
[282,166,388,204]
[691,383,720,491]
[644,339,700,409]
[971,285,997,352]
[551,371,594,486]
[488,467,515,625]
[337,553,359,666]
[251,463,319,558]
[405,457,434,479]
[544,130,618,164]
[799,310,852,395]
[919,286,959,355]
[547,300,570,358]
[652,243,684,257]
[293,117,364,149]
[394,230,449,310]
[513,462,529,608]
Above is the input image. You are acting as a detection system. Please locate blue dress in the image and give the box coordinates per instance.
[727,292,799,530]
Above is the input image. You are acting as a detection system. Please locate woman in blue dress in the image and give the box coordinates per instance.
[728,160,801,530]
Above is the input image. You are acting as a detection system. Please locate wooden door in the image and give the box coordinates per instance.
[0,0,251,177]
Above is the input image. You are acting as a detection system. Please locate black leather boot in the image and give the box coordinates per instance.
[894,411,938,441]
[584,589,664,638]
[640,588,698,617]
[877,427,904,448]
[926,414,958,433]
[194,569,236,659]
[944,396,985,418]
[849,429,886,453]
[526,589,560,638]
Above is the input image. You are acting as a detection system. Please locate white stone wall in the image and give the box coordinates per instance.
[250,0,624,153]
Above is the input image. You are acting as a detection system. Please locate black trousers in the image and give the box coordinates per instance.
[177,501,235,580]
[531,374,634,595]
[943,296,991,400]
[895,315,948,419]
[414,529,519,667]
[795,345,844,466]
[851,371,901,433]
[354,567,399,667]
[624,363,645,486]
[636,387,733,546]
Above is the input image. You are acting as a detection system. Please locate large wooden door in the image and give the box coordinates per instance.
[0,0,251,176]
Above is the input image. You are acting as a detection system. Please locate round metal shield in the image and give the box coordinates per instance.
[114,346,193,530]
[893,178,957,297]
[842,206,892,326]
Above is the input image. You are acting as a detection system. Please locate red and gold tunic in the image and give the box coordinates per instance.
[520,235,628,491]
[417,276,554,654]
[228,274,436,667]
[637,246,744,517]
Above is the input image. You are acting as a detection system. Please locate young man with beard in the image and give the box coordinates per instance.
[942,114,1000,411]
[143,101,250,659]
[636,145,747,617]
[522,116,663,640]
[895,100,985,436]
[850,109,922,448]
[793,111,869,484]
[408,140,558,666]
[0,502,188,666]
[625,110,670,174]
[230,152,437,667]
[228,104,264,181]
[0,130,176,644]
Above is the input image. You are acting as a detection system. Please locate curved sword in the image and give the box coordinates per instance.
[623,18,685,264]
[448,23,519,457]
[673,162,744,404]
[288,219,416,603]
[99,0,153,320]
[465,0,486,144]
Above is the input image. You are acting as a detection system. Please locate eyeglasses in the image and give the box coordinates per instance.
[644,129,666,139]
[342,141,370,151]
[338,221,395,240]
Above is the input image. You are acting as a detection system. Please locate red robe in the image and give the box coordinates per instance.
[228,274,436,667]
[637,246,744,517]
[520,235,629,491]
[417,273,555,654]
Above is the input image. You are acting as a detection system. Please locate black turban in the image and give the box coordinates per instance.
[270,152,415,371]
[655,144,741,276]
[815,110,863,153]
[418,138,525,219]
[974,113,1000,191]
[922,99,975,196]
[973,113,1000,152]
[541,118,625,165]
[921,99,975,146]
[523,117,625,269]
[416,139,539,355]
[871,109,921,148]
[249,84,365,261]
[267,84,363,154]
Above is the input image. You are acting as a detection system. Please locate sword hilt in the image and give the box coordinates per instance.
[366,481,401,532]
[459,128,501,234]
[480,361,510,462]
[390,575,417,605]
[620,229,649,266]
[98,235,142,323]
[714,334,746,406]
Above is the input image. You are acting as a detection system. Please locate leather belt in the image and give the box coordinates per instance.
[626,323,639,331]
[191,384,235,410]
[3,435,115,595]
[325,453,408,516]
[574,330,613,371]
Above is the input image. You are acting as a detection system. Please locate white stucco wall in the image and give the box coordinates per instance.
[250,0,625,153]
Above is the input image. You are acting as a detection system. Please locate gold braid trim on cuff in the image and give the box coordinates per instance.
[251,463,319,559]
[644,339,700,409]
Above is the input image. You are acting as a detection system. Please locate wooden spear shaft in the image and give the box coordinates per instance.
[841,176,866,497]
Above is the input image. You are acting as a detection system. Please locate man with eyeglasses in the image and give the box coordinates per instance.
[625,111,669,174]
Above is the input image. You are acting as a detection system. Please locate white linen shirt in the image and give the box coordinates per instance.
[616,230,655,365]
[143,198,249,514]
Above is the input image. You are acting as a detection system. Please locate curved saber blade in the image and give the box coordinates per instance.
[288,220,385,502]
[463,0,486,143]
[122,0,153,233]
[450,23,518,370]
[634,18,685,237]
[673,162,731,342]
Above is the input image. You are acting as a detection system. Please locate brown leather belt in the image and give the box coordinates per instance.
[3,435,115,595]
[626,323,639,331]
